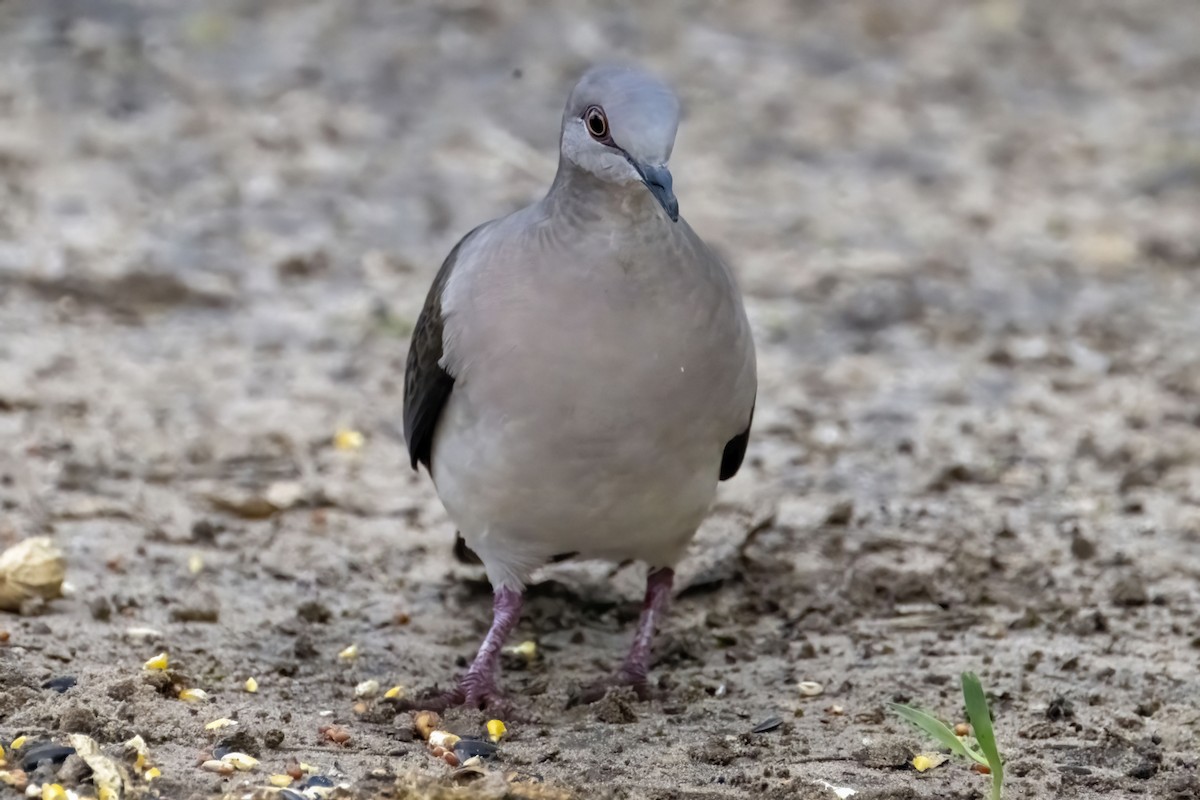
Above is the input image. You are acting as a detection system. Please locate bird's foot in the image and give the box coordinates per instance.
[395,673,512,714]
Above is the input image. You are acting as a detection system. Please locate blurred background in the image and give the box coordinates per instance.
[1,1,1199,798]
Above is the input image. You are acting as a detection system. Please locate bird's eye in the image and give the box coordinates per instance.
[584,106,609,140]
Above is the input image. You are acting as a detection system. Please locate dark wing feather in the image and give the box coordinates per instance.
[403,228,481,471]
[719,401,754,481]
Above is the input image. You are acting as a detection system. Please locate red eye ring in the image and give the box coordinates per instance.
[584,105,609,140]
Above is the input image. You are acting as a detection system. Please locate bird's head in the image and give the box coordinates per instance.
[559,64,681,222]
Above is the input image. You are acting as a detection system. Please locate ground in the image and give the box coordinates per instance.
[2,1,1200,798]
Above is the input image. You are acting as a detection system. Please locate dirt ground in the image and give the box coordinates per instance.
[2,1,1200,798]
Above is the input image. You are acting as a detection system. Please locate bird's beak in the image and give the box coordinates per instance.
[631,161,679,222]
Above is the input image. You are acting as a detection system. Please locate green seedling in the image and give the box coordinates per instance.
[887,671,1005,800]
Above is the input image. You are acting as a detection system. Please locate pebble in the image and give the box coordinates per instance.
[797,681,824,697]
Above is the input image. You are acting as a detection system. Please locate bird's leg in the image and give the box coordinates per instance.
[457,585,523,708]
[399,586,523,712]
[569,567,675,706]
[615,566,674,689]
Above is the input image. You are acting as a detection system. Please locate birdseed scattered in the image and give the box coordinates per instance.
[220,752,258,771]
[244,677,259,693]
[333,428,365,451]
[143,653,169,672]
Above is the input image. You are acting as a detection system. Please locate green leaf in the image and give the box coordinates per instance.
[962,672,1004,800]
[886,703,988,766]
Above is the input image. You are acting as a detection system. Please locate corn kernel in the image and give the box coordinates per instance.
[42,784,68,800]
[333,428,364,451]
[99,788,119,800]
[383,685,405,700]
[486,719,507,743]
[354,679,379,698]
[143,767,161,782]
[244,677,259,693]
[269,774,293,787]
[9,737,26,750]
[178,688,208,703]
[220,752,258,771]
[299,762,317,774]
[338,643,358,661]
[504,640,537,660]
[204,718,236,731]
[143,653,169,671]
[912,755,933,772]
[187,554,204,575]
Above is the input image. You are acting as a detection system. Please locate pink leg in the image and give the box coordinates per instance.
[569,567,676,705]
[616,567,674,686]
[458,586,523,707]
[400,586,522,711]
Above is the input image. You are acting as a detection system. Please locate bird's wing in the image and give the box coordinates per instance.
[719,400,754,481]
[403,226,484,471]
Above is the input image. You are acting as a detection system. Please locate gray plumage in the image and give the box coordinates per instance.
[403,64,757,593]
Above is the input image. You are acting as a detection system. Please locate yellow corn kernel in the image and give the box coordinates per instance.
[269,774,293,787]
[912,755,933,772]
[178,688,208,703]
[99,788,119,800]
[486,719,507,743]
[338,643,358,661]
[504,640,537,660]
[143,652,169,671]
[204,718,236,731]
[42,785,68,800]
[144,767,161,782]
[9,737,26,750]
[333,428,364,451]
[299,762,318,774]
[384,685,405,700]
[244,676,259,693]
[220,752,258,771]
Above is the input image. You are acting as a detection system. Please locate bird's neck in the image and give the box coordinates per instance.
[545,160,665,227]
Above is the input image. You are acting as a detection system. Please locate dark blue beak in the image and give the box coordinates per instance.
[631,161,679,222]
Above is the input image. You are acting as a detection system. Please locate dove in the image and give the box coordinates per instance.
[403,64,756,708]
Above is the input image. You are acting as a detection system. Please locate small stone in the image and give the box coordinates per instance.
[1070,534,1096,560]
[854,740,913,769]
[797,680,824,697]
[1112,575,1148,607]
[1046,696,1074,721]
[88,598,111,622]
[824,499,854,526]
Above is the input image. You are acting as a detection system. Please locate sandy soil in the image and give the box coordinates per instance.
[2,1,1200,798]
